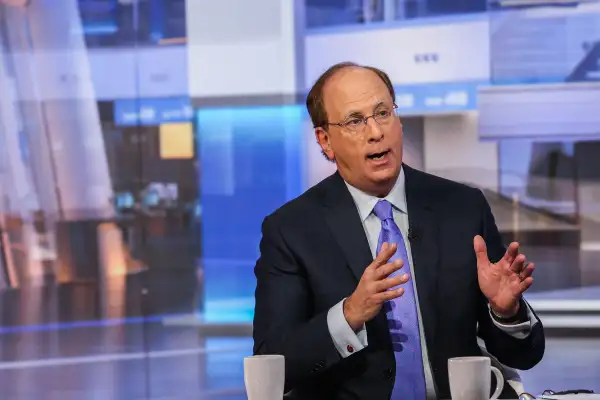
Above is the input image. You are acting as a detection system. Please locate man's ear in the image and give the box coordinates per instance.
[315,127,335,162]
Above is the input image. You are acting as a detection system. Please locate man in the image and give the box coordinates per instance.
[252,62,545,399]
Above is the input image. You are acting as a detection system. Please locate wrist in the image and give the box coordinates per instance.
[490,302,520,319]
[490,298,527,324]
[343,298,363,332]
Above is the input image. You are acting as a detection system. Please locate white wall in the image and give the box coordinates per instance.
[478,83,600,141]
[423,112,499,191]
[187,0,304,98]
[305,18,490,89]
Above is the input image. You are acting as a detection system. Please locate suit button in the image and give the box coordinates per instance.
[384,368,394,380]
[312,360,325,373]
[347,345,354,353]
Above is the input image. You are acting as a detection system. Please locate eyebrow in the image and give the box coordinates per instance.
[343,100,387,120]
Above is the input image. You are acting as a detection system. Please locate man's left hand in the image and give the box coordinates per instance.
[474,235,535,318]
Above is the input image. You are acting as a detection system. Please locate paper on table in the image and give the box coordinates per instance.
[540,395,600,400]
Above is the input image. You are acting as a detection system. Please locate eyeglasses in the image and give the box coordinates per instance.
[322,104,399,135]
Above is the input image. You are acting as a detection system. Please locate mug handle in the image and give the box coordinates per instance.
[489,366,505,400]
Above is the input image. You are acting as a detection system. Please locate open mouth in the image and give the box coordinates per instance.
[367,150,390,161]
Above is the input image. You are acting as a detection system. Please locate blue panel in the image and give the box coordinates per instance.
[394,80,486,115]
[197,105,305,323]
[114,97,193,126]
[150,0,165,42]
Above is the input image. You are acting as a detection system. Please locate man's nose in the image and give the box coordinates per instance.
[365,118,384,142]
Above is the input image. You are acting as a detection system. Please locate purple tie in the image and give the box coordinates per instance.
[373,200,427,400]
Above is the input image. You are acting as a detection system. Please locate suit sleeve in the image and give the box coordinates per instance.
[252,215,343,392]
[475,190,546,370]
[487,301,540,339]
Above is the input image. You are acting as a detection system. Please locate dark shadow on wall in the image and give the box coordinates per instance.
[526,142,577,203]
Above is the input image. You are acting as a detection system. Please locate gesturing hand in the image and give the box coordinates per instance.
[343,242,409,331]
[474,235,535,318]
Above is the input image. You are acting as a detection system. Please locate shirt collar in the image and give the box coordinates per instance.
[344,166,407,222]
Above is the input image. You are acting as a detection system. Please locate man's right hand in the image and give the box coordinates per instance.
[343,242,408,331]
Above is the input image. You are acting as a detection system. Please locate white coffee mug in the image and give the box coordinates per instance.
[448,356,504,400]
[244,354,285,400]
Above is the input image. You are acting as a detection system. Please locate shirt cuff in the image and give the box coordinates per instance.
[327,298,368,358]
[488,300,539,339]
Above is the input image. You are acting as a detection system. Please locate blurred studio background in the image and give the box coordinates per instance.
[0,0,598,398]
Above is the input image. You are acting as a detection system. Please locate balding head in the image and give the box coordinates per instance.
[306,62,396,132]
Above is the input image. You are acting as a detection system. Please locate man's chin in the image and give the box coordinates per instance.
[366,168,399,191]
[369,165,399,181]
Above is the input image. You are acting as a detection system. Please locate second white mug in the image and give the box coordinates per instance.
[448,356,504,400]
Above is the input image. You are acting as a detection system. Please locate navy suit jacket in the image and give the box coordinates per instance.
[252,164,545,399]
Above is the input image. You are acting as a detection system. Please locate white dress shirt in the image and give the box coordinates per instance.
[326,167,539,399]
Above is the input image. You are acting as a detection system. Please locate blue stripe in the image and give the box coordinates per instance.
[392,79,488,114]
[0,314,186,335]
[79,23,118,35]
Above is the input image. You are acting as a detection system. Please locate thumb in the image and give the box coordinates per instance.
[473,235,489,267]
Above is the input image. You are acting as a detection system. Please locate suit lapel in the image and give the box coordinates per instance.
[403,165,440,349]
[319,172,373,282]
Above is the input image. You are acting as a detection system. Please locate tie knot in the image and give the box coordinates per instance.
[373,200,393,221]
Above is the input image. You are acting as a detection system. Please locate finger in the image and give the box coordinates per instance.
[519,276,534,293]
[376,273,409,292]
[519,262,535,280]
[375,259,404,280]
[373,287,404,303]
[371,242,397,269]
[509,253,527,273]
[473,235,489,267]
[502,242,520,264]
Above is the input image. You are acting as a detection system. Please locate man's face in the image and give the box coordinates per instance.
[316,67,403,197]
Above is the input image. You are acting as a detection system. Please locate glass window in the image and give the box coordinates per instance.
[79,0,187,47]
[306,0,488,28]
[0,2,214,398]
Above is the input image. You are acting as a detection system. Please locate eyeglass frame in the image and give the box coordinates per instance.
[317,103,400,133]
